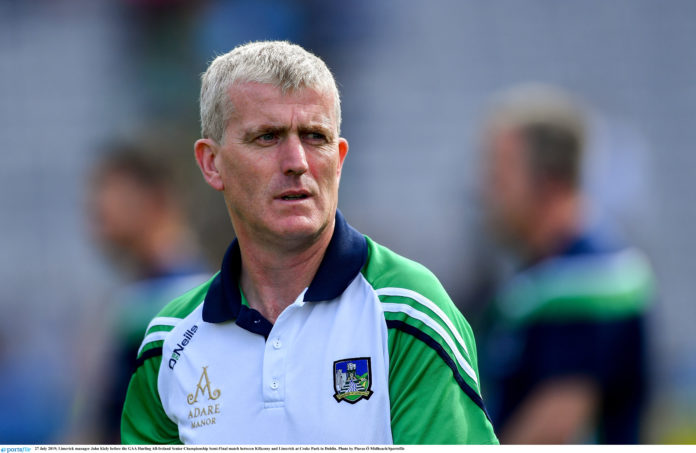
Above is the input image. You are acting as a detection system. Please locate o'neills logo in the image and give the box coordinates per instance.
[168,325,198,369]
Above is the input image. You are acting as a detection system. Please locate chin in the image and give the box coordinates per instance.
[279,220,322,238]
[275,214,330,242]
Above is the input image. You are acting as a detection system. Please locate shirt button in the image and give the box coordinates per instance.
[273,338,282,349]
[270,380,279,390]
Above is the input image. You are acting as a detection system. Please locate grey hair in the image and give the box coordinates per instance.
[199,41,341,143]
[485,84,587,188]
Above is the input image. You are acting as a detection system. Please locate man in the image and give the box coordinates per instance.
[89,146,207,281]
[121,41,497,444]
[478,85,654,444]
[88,146,210,442]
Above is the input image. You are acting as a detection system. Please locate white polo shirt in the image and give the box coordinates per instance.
[122,212,497,445]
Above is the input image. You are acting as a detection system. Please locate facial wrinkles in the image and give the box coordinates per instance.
[241,103,335,180]
[224,90,338,200]
[242,110,334,144]
[235,85,329,133]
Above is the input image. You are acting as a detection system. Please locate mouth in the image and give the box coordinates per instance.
[277,190,311,201]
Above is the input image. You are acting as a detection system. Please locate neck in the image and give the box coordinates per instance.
[524,192,584,261]
[237,220,335,324]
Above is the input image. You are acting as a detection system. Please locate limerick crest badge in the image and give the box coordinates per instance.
[333,357,373,404]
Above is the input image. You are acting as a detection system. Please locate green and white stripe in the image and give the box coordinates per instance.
[361,236,482,397]
[377,287,478,386]
[137,317,182,357]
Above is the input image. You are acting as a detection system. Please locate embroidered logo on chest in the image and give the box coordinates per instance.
[333,357,374,404]
[187,366,222,429]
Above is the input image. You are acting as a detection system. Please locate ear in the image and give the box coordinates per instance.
[336,138,349,180]
[194,138,224,191]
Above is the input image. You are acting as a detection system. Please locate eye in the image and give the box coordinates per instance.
[256,132,278,145]
[303,132,327,144]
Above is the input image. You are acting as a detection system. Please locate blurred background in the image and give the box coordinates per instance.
[0,0,694,444]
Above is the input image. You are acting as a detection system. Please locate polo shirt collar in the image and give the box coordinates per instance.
[202,210,367,324]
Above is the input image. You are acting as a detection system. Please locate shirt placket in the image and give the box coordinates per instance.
[262,290,307,408]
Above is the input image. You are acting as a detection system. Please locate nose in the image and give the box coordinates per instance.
[280,134,309,176]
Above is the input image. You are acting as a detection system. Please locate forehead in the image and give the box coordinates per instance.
[226,82,336,129]
[487,127,525,165]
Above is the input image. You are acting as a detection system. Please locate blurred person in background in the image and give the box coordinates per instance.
[87,144,210,442]
[477,85,655,444]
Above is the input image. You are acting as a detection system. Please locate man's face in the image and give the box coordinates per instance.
[484,127,536,247]
[199,82,348,250]
[89,170,154,251]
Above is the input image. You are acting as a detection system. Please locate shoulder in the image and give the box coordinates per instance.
[156,274,214,319]
[361,236,481,389]
[136,274,216,360]
[496,246,655,326]
[361,235,450,303]
[361,236,470,348]
[360,235,471,337]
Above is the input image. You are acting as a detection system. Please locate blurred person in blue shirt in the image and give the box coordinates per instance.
[87,144,210,442]
[477,85,655,444]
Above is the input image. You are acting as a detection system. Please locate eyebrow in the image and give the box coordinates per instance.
[241,125,286,143]
[299,123,334,138]
[242,121,336,142]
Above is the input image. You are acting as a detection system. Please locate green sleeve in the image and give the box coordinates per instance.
[386,310,499,444]
[121,353,181,444]
[361,236,498,444]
